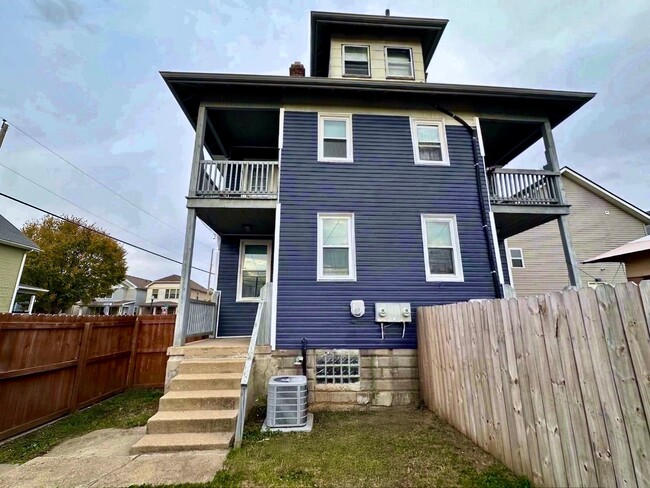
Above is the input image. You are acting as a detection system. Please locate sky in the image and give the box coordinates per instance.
[0,0,649,287]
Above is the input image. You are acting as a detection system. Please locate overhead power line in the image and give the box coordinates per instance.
[0,117,213,248]
[0,191,211,275]
[0,162,181,257]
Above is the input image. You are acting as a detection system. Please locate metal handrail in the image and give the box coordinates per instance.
[233,282,273,448]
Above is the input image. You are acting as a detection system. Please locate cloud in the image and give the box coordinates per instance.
[30,0,93,30]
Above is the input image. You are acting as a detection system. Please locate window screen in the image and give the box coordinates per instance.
[386,48,413,78]
[343,45,369,76]
[323,119,348,159]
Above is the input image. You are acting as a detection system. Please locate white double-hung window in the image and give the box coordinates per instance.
[317,213,356,281]
[509,248,525,268]
[385,47,414,78]
[318,114,353,162]
[237,240,272,301]
[342,45,370,77]
[421,214,464,282]
[411,120,449,165]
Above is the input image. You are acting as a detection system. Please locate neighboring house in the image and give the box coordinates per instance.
[585,235,650,284]
[506,167,650,296]
[0,214,41,313]
[163,11,594,401]
[140,274,210,315]
[75,275,152,315]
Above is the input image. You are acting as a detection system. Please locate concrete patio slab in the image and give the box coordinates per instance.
[0,427,226,488]
[93,451,228,487]
[0,464,18,477]
[0,455,133,488]
[43,427,145,458]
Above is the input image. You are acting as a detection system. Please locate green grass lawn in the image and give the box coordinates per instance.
[0,388,162,464]
[146,401,529,488]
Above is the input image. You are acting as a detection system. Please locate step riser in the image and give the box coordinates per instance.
[169,378,241,391]
[182,347,248,359]
[147,417,236,434]
[178,362,245,374]
[159,396,239,411]
[131,440,231,454]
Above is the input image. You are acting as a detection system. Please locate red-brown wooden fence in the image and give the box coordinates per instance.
[0,313,192,441]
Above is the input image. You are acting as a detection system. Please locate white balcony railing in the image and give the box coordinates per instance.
[488,168,562,206]
[196,160,278,198]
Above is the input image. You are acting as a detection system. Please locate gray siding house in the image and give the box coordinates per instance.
[506,167,650,296]
[78,275,151,315]
[162,10,594,407]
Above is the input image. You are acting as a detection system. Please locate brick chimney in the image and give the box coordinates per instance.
[289,61,305,77]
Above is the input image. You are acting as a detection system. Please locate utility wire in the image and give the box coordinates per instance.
[0,191,211,275]
[0,162,181,257]
[0,117,213,248]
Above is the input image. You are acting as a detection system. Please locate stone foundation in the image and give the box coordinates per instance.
[269,348,419,409]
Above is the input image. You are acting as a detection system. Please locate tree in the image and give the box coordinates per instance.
[21,215,127,313]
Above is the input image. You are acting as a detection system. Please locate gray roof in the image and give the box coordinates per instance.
[124,275,151,289]
[0,214,39,251]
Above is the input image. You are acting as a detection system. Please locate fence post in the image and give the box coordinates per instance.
[69,322,92,412]
[126,316,141,387]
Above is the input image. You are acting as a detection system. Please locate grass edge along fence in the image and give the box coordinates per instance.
[417,281,650,488]
[0,313,180,441]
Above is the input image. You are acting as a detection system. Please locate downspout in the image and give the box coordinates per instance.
[433,105,503,299]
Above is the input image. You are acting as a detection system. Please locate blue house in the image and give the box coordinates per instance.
[162,10,593,409]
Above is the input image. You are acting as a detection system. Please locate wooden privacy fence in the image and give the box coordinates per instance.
[0,313,183,441]
[417,281,650,488]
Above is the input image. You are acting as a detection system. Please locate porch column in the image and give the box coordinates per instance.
[174,208,197,346]
[27,295,36,314]
[173,103,208,346]
[542,122,582,287]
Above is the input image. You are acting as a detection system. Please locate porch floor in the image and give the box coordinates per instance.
[186,337,251,348]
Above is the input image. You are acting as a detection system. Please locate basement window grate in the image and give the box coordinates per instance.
[315,351,360,384]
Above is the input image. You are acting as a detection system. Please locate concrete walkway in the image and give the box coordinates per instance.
[0,427,227,488]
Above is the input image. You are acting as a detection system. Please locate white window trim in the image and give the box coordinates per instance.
[236,239,272,302]
[421,214,464,282]
[341,44,371,77]
[384,46,414,79]
[318,114,353,163]
[410,118,450,166]
[509,248,525,269]
[317,213,357,281]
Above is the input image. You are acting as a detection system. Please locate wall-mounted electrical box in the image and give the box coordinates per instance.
[374,303,412,323]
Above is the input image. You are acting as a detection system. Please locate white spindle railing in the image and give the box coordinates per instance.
[185,299,217,337]
[234,282,273,448]
[196,160,278,198]
[488,168,562,206]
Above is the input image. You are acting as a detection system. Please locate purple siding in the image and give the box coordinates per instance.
[275,111,499,349]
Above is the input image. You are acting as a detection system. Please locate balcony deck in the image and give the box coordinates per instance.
[488,168,569,238]
[189,160,278,235]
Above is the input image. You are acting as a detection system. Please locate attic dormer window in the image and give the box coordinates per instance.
[342,45,370,77]
[385,47,413,79]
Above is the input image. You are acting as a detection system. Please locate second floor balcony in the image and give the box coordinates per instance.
[195,160,279,199]
[487,167,569,238]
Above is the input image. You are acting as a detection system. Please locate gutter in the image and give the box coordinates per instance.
[434,104,503,299]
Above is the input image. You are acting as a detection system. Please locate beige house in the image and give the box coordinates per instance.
[505,167,650,296]
[0,214,41,313]
[140,274,210,315]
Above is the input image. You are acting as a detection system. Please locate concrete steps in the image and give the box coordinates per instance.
[168,373,241,391]
[146,409,238,434]
[159,390,240,411]
[130,432,233,454]
[178,359,246,374]
[131,340,249,455]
